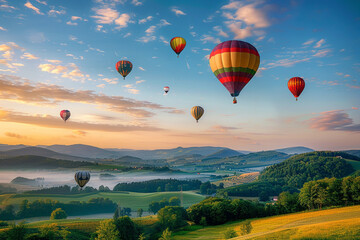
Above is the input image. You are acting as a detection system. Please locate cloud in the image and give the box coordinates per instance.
[131,0,142,6]
[145,25,156,35]
[267,58,310,68]
[0,4,16,11]
[46,59,62,64]
[36,0,47,5]
[139,16,152,24]
[24,1,43,15]
[123,33,131,38]
[66,21,78,26]
[352,107,358,110]
[4,132,28,139]
[0,74,181,118]
[303,39,315,45]
[38,63,85,81]
[92,8,130,28]
[201,35,221,44]
[136,80,145,84]
[0,109,161,132]
[313,49,331,57]
[308,110,360,132]
[171,7,186,16]
[213,26,228,37]
[136,36,156,43]
[158,19,171,26]
[212,125,238,132]
[48,9,65,16]
[226,22,254,39]
[71,16,82,21]
[127,88,139,94]
[138,67,145,71]
[101,77,118,84]
[0,26,6,31]
[72,130,87,136]
[97,83,105,88]
[21,52,39,60]
[159,36,168,44]
[314,39,325,48]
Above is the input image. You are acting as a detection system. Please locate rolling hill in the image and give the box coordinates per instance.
[0,147,92,162]
[274,146,314,154]
[202,148,243,160]
[40,144,119,159]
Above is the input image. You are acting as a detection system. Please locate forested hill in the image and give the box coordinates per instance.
[258,151,358,188]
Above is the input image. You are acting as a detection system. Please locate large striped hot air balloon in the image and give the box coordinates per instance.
[74,171,90,189]
[191,106,204,123]
[116,60,133,79]
[170,37,186,57]
[209,40,260,104]
[288,77,305,101]
[60,110,71,122]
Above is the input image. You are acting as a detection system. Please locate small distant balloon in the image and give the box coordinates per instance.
[116,60,133,79]
[164,86,170,95]
[74,171,90,188]
[191,106,204,123]
[60,110,70,122]
[170,37,186,57]
[288,77,305,101]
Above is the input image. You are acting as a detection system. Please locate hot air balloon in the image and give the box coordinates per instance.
[164,86,170,95]
[288,77,305,101]
[74,171,90,189]
[170,37,186,57]
[116,60,133,79]
[191,106,204,123]
[60,110,71,122]
[209,40,260,104]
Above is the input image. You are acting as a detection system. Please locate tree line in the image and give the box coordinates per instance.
[113,179,202,192]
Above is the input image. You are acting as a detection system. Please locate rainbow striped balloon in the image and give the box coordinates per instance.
[209,40,260,103]
[170,37,186,57]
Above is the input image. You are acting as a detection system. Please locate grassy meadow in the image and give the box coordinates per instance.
[172,205,360,240]
[0,191,205,210]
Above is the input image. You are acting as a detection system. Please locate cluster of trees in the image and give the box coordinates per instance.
[259,151,356,188]
[0,197,117,220]
[25,184,111,194]
[95,216,141,240]
[113,179,202,192]
[148,197,181,214]
[200,181,223,195]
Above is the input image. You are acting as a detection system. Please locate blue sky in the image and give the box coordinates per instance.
[0,0,359,150]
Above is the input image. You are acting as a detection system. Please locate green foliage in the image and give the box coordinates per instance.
[0,221,8,227]
[149,198,176,214]
[50,208,67,220]
[157,206,187,230]
[169,197,180,206]
[114,216,140,240]
[95,219,119,240]
[137,208,144,218]
[158,228,172,240]
[277,192,303,213]
[259,151,356,188]
[199,182,219,195]
[4,222,27,240]
[38,223,70,240]
[199,217,207,227]
[113,179,201,193]
[239,220,252,235]
[224,228,238,239]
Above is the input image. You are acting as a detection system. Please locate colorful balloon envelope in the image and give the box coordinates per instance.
[74,171,90,188]
[164,86,170,94]
[60,110,71,122]
[209,40,260,104]
[116,60,133,79]
[191,106,204,123]
[170,37,186,57]
[288,77,305,101]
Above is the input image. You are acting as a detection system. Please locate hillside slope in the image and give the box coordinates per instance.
[173,205,360,240]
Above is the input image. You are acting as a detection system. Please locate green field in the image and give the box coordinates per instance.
[0,191,205,210]
[346,159,360,170]
[173,205,360,240]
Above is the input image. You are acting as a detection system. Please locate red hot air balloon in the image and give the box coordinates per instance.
[60,110,71,122]
[116,60,133,80]
[209,40,260,104]
[288,77,305,101]
[164,86,170,95]
[170,37,186,57]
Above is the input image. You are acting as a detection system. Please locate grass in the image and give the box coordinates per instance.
[172,205,360,240]
[345,159,360,171]
[0,191,205,210]
[213,172,260,188]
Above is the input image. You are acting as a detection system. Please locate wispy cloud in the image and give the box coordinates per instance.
[138,67,145,71]
[38,62,85,81]
[267,58,311,68]
[0,26,7,31]
[213,26,229,37]
[48,9,65,16]
[314,39,325,48]
[171,7,186,16]
[92,8,130,29]
[21,52,39,60]
[200,35,221,44]
[4,132,27,139]
[303,39,315,45]
[139,16,152,24]
[24,1,43,15]
[308,110,360,132]
[313,49,331,57]
[131,0,142,6]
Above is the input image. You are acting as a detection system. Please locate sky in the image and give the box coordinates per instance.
[0,0,359,151]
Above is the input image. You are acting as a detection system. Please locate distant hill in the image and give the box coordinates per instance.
[0,144,28,151]
[0,147,92,162]
[202,149,242,160]
[0,155,95,169]
[259,151,358,188]
[41,144,119,159]
[342,150,360,158]
[274,146,314,154]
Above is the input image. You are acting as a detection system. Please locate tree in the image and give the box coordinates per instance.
[239,220,252,235]
[199,217,207,227]
[95,219,119,240]
[157,206,187,230]
[5,222,27,240]
[169,197,180,206]
[137,208,144,218]
[149,201,161,214]
[39,223,70,240]
[114,216,139,240]
[50,208,67,220]
[114,207,120,220]
[259,191,269,202]
[158,228,171,240]
[224,228,238,239]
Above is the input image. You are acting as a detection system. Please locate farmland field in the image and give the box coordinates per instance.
[213,172,259,188]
